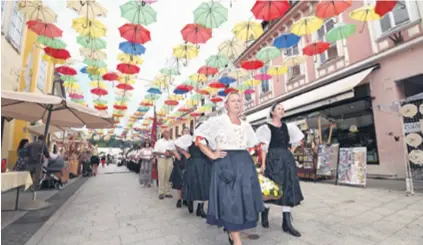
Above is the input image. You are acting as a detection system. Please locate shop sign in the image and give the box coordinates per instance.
[404,121,421,134]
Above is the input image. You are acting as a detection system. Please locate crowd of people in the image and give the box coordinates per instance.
[131,92,305,245]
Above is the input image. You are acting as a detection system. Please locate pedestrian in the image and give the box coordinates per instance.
[170,128,192,208]
[139,140,154,187]
[194,92,264,245]
[13,139,30,171]
[27,136,51,187]
[256,102,305,237]
[100,155,106,168]
[182,123,212,218]
[90,149,100,176]
[153,129,176,200]
[107,154,112,166]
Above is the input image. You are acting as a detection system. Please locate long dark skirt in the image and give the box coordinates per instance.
[182,156,212,201]
[207,150,264,231]
[169,154,187,190]
[264,148,304,207]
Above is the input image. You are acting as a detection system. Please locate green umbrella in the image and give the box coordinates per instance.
[326,23,356,43]
[36,36,66,49]
[206,55,229,68]
[256,46,281,62]
[203,102,215,109]
[160,67,179,76]
[120,1,157,26]
[76,36,106,50]
[237,83,250,91]
[116,96,131,102]
[183,80,198,87]
[83,58,107,68]
[145,94,160,100]
[93,98,108,105]
[190,94,202,100]
[60,75,76,82]
[194,2,228,28]
[88,74,102,80]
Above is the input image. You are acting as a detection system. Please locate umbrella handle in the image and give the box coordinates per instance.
[141,1,146,7]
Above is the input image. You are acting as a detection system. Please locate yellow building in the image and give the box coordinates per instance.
[1,0,57,168]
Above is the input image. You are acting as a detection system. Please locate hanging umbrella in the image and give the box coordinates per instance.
[165,100,179,106]
[91,88,108,96]
[315,0,352,19]
[60,75,76,82]
[302,42,330,56]
[94,104,108,111]
[273,33,300,49]
[116,83,134,90]
[80,67,88,74]
[36,36,66,49]
[44,47,71,60]
[55,66,77,75]
[218,90,226,97]
[251,0,290,21]
[245,79,261,86]
[253,73,272,80]
[209,81,226,89]
[86,66,107,75]
[176,84,193,92]
[325,23,356,43]
[88,81,107,88]
[181,23,212,46]
[72,17,107,38]
[173,89,186,95]
[173,44,200,63]
[193,2,228,28]
[189,73,208,83]
[103,72,119,81]
[224,87,239,94]
[68,93,84,99]
[160,67,179,76]
[63,81,80,90]
[66,0,108,19]
[268,65,288,82]
[256,46,281,62]
[80,47,107,60]
[291,16,324,39]
[83,58,107,67]
[147,87,162,94]
[228,68,249,80]
[114,104,128,110]
[375,0,398,17]
[26,20,63,38]
[241,59,264,70]
[206,55,229,69]
[237,82,250,92]
[232,21,264,41]
[119,23,151,44]
[349,6,381,32]
[210,97,223,103]
[284,55,306,67]
[244,88,255,95]
[119,41,146,55]
[218,38,245,59]
[93,98,108,105]
[18,0,57,23]
[120,2,157,26]
[219,76,236,85]
[117,53,143,65]
[76,36,107,50]
[198,66,218,76]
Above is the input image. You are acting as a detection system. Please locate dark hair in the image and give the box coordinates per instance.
[38,135,45,141]
[17,139,29,151]
[143,140,151,147]
[269,103,278,119]
[53,145,58,154]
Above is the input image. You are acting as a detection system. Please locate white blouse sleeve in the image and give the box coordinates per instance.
[287,122,304,145]
[256,124,271,153]
[193,117,218,150]
[245,123,259,149]
[174,135,193,151]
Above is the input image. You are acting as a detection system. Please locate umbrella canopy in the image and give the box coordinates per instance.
[18,0,57,23]
[120,0,157,26]
[315,0,352,19]
[194,2,228,28]
[181,23,212,45]
[218,38,245,59]
[36,36,66,49]
[232,21,264,41]
[119,23,151,44]
[27,20,63,38]
[1,90,113,128]
[66,0,108,19]
[27,123,67,136]
[273,33,300,49]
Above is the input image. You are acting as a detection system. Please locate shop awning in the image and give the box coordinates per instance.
[247,67,376,124]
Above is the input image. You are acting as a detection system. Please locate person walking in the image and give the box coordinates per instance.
[194,92,264,245]
[13,139,30,171]
[256,102,305,237]
[153,130,177,200]
[139,140,154,187]
[27,136,51,187]
[90,149,100,176]
[100,155,106,168]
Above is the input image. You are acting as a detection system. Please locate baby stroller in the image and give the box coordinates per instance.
[82,160,93,177]
[40,156,65,190]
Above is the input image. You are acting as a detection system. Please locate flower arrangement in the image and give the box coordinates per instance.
[256,169,283,200]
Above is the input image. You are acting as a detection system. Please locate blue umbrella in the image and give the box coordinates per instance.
[80,66,88,74]
[273,33,300,49]
[119,41,146,55]
[173,89,187,95]
[218,90,226,97]
[219,76,236,85]
[147,87,161,94]
[137,107,149,112]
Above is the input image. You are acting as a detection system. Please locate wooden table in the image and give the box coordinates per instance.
[1,171,33,210]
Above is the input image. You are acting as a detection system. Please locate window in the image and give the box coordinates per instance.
[8,1,24,50]
[37,54,48,92]
[285,44,301,80]
[24,53,33,92]
[380,1,409,33]
[317,19,338,64]
[260,66,271,93]
[245,93,252,101]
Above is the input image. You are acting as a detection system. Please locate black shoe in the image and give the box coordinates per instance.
[282,212,301,237]
[187,201,194,214]
[182,200,188,206]
[165,194,173,198]
[261,208,270,228]
[196,203,207,218]
[176,200,182,208]
[158,194,165,200]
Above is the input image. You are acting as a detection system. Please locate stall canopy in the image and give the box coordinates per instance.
[26,123,67,136]
[246,66,376,125]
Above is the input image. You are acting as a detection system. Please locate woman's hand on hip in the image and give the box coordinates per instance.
[209,150,227,160]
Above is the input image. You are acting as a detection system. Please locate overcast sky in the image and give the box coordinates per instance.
[44,0,256,135]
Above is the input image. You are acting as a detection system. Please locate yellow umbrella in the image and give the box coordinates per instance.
[173,44,199,61]
[349,6,381,22]
[189,73,208,83]
[169,94,183,101]
[18,0,57,23]
[42,54,66,64]
[245,79,261,86]
[66,0,108,19]
[203,87,218,95]
[72,17,107,38]
[228,68,249,80]
[86,66,107,75]
[89,81,107,88]
[117,53,143,65]
[80,47,107,60]
[291,16,324,37]
[115,89,132,97]
[218,38,245,59]
[232,21,264,41]
[63,81,80,89]
[284,55,306,67]
[268,65,288,76]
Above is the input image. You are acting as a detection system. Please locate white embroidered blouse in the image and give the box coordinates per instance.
[174,135,193,151]
[256,122,305,153]
[194,114,259,150]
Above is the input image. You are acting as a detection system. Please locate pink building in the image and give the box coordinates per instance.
[235,1,423,178]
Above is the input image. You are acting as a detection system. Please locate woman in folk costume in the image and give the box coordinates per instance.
[194,92,264,245]
[182,121,212,218]
[256,102,305,237]
[169,128,192,208]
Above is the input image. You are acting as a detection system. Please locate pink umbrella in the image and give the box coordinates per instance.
[253,73,272,80]
[244,88,255,95]
[138,0,157,4]
[69,93,84,99]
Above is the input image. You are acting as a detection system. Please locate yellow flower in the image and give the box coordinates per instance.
[263,190,270,196]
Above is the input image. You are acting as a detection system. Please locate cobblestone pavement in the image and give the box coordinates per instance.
[26,165,423,245]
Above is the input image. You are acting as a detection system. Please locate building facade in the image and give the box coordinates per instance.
[1,0,58,168]
[235,0,423,178]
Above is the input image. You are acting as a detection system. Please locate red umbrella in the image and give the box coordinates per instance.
[241,59,264,70]
[302,42,330,56]
[209,82,226,89]
[91,88,108,96]
[375,0,398,17]
[210,97,223,103]
[94,104,108,111]
[178,107,191,112]
[165,100,179,106]
[44,47,71,60]
[196,89,210,95]
[114,104,128,110]
[116,83,134,90]
[103,72,119,81]
[244,88,255,95]
[251,0,290,21]
[181,23,212,45]
[117,63,140,74]
[176,84,193,91]
[119,23,151,44]
[198,66,218,75]
[190,112,202,117]
[55,66,77,75]
[316,0,352,19]
[140,101,153,106]
[26,20,63,38]
[224,87,239,94]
